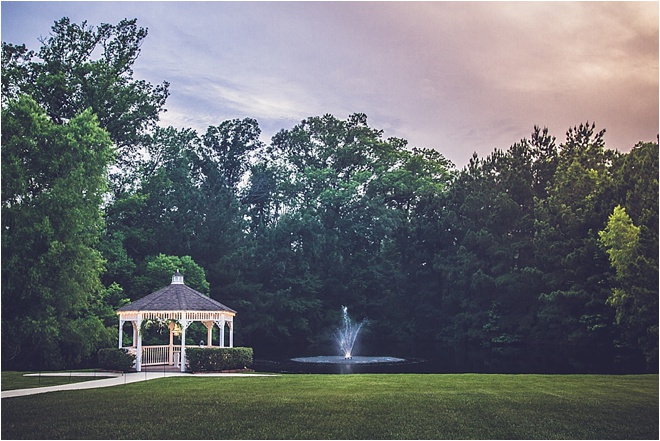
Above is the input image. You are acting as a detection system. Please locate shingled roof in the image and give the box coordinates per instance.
[117,272,236,313]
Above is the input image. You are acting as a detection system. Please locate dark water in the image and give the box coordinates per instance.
[254,357,426,374]
[253,345,651,374]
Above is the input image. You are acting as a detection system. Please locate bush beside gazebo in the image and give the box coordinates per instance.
[186,347,253,372]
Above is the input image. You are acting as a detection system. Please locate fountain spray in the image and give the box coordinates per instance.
[336,306,364,359]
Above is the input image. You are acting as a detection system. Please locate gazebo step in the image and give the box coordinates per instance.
[139,364,181,372]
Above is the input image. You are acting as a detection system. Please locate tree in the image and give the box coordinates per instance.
[134,254,210,296]
[2,17,169,185]
[202,118,264,190]
[534,123,617,358]
[1,95,115,369]
[599,205,640,278]
[245,113,458,356]
[242,162,282,234]
[436,141,542,352]
[1,16,168,369]
[598,152,658,367]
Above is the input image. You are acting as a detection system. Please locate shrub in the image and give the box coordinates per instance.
[186,347,253,372]
[98,348,135,372]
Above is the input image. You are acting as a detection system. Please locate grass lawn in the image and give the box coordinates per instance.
[1,371,117,391]
[1,374,657,439]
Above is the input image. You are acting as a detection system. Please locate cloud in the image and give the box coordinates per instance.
[2,1,657,166]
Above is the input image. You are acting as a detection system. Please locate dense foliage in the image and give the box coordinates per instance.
[2,95,115,369]
[97,348,135,372]
[186,347,254,372]
[2,18,657,372]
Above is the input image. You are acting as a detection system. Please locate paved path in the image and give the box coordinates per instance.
[2,371,278,399]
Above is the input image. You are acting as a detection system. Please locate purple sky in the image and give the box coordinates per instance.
[2,1,658,167]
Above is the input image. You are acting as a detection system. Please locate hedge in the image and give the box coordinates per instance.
[98,348,136,372]
[186,347,253,372]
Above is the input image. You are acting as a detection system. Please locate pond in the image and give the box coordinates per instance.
[253,344,650,374]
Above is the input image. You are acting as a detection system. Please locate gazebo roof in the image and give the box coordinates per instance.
[117,271,236,314]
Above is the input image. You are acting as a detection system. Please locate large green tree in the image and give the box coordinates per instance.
[433,128,555,353]
[2,16,169,369]
[533,124,618,360]
[134,254,210,296]
[2,17,169,188]
[602,141,659,367]
[2,95,115,369]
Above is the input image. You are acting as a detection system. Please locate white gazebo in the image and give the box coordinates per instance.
[116,271,237,372]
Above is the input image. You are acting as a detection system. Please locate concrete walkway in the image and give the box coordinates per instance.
[2,371,278,399]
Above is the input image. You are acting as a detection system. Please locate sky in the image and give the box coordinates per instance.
[2,1,658,167]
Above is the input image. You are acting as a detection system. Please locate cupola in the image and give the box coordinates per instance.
[171,270,184,285]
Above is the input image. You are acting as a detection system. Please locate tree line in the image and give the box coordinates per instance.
[2,18,657,372]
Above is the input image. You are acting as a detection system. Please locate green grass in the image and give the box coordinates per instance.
[1,371,116,391]
[2,374,657,439]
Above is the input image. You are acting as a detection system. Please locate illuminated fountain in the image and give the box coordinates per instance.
[291,306,405,366]
[337,305,363,359]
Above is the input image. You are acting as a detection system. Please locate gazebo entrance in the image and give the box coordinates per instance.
[116,271,237,372]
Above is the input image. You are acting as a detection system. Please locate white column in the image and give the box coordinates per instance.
[118,319,124,349]
[132,321,138,347]
[204,321,213,347]
[180,318,190,372]
[136,316,143,372]
[228,321,234,348]
[219,318,226,348]
[180,322,186,372]
[169,326,174,365]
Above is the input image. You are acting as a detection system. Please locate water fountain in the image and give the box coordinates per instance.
[337,305,363,359]
[291,306,405,366]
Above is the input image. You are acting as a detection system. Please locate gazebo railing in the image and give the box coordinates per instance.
[142,345,171,366]
[135,345,232,367]
[122,346,172,367]
[141,345,202,366]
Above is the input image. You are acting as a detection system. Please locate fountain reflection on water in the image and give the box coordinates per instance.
[291,306,405,366]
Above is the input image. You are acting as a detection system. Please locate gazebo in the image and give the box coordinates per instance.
[116,271,237,372]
